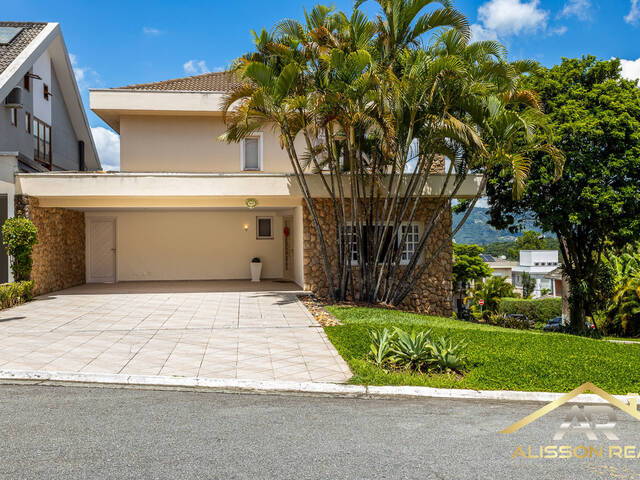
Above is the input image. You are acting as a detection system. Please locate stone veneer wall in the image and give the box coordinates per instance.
[303,198,453,316]
[15,195,85,295]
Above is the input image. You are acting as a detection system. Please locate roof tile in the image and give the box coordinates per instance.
[0,22,47,74]
[114,71,240,92]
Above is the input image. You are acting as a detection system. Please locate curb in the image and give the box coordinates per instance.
[0,369,630,404]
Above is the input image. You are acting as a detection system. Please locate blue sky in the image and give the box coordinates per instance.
[5,0,640,170]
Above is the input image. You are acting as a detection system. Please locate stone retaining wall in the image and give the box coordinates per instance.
[15,195,85,295]
[303,198,453,316]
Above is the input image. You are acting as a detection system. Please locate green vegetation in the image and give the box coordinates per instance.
[223,1,561,306]
[325,306,640,393]
[472,276,515,313]
[0,281,33,309]
[452,244,492,299]
[2,217,38,282]
[498,298,562,324]
[487,57,640,331]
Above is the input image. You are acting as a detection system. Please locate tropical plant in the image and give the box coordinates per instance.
[222,1,561,307]
[391,328,433,370]
[600,245,640,336]
[612,276,640,336]
[487,57,640,331]
[2,217,38,281]
[473,275,515,313]
[369,328,395,366]
[521,272,536,299]
[429,336,468,371]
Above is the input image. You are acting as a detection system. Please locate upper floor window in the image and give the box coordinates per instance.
[9,108,17,127]
[23,74,30,91]
[25,112,31,134]
[33,116,52,168]
[43,84,50,101]
[241,133,263,171]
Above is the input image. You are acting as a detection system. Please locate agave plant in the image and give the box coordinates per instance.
[369,328,395,366]
[430,337,468,372]
[391,328,434,370]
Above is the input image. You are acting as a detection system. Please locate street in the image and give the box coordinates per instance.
[0,384,639,479]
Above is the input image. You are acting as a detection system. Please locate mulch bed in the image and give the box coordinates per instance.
[298,295,342,326]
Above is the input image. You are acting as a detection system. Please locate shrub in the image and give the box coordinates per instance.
[498,297,562,324]
[0,281,33,309]
[486,312,532,330]
[367,327,468,373]
[2,218,38,281]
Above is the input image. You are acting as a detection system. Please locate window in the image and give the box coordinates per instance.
[43,84,49,101]
[241,134,262,171]
[25,112,31,134]
[33,117,52,168]
[257,217,273,239]
[23,74,30,91]
[9,108,17,127]
[346,224,420,265]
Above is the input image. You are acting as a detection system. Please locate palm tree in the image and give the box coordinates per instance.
[221,2,561,308]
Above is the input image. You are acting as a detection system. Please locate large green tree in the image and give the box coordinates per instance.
[486,57,640,331]
[452,243,492,293]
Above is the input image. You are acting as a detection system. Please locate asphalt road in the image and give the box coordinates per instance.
[1,384,639,479]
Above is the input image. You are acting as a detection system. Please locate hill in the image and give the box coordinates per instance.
[452,207,540,245]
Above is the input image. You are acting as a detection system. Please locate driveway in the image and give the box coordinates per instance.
[0,281,351,383]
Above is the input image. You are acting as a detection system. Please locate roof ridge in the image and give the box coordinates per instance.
[114,70,237,90]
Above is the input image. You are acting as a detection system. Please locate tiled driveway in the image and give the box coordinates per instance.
[0,281,351,383]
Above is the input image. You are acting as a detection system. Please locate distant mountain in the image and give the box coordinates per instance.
[452,207,540,245]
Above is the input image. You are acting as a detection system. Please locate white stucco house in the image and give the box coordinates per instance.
[511,250,561,297]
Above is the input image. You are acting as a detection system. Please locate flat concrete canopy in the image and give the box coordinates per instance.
[0,281,351,383]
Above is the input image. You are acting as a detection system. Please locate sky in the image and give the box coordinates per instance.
[4,0,640,170]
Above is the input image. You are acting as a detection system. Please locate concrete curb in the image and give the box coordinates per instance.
[0,369,627,404]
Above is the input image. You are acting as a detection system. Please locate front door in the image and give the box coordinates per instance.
[88,218,116,283]
[283,216,294,280]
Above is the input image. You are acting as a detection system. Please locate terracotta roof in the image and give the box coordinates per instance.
[114,71,241,92]
[0,22,47,74]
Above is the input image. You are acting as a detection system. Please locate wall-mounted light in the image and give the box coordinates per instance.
[243,224,249,232]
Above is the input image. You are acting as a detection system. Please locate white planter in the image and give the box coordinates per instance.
[250,262,262,282]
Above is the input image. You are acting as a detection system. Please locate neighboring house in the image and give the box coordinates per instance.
[11,71,481,315]
[0,22,101,282]
[511,250,561,297]
[484,256,518,284]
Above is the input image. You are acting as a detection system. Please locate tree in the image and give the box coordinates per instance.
[452,244,493,295]
[222,2,560,306]
[474,276,515,313]
[507,230,545,260]
[487,57,640,331]
[521,272,536,298]
[2,218,38,281]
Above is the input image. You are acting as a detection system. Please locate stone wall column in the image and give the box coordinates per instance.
[14,195,86,295]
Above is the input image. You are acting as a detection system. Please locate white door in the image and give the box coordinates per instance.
[88,218,116,283]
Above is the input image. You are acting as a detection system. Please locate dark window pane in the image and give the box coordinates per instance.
[257,218,272,238]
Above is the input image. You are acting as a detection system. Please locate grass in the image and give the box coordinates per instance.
[324,306,640,394]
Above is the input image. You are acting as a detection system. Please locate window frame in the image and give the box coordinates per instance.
[256,216,273,240]
[43,84,49,101]
[9,108,17,127]
[346,223,421,266]
[25,111,31,134]
[23,74,30,91]
[33,116,52,169]
[240,132,263,171]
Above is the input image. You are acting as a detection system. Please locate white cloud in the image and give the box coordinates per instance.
[477,0,549,36]
[559,0,591,21]
[549,25,568,36]
[91,127,120,171]
[142,26,163,36]
[183,59,210,75]
[626,0,640,24]
[69,53,100,92]
[470,23,499,42]
[620,57,640,82]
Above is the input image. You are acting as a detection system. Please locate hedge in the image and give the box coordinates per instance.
[0,281,34,310]
[498,297,562,324]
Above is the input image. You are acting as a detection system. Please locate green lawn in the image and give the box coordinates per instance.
[324,306,640,394]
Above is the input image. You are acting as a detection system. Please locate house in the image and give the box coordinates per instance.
[10,70,482,315]
[511,250,561,297]
[483,255,518,284]
[0,22,101,282]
